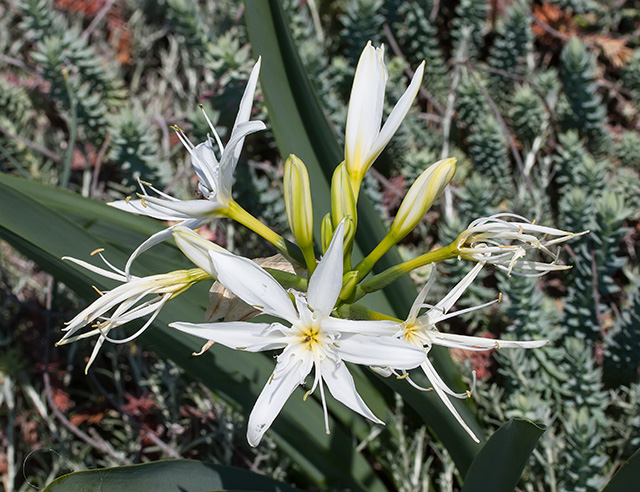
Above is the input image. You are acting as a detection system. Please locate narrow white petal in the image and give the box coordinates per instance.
[433,262,485,314]
[218,120,267,203]
[141,195,224,217]
[308,221,344,316]
[190,141,220,192]
[421,359,480,443]
[321,317,399,336]
[407,265,436,322]
[209,250,299,323]
[319,358,383,424]
[430,332,549,351]
[373,62,424,164]
[234,57,261,128]
[108,199,189,221]
[169,321,287,352]
[337,334,425,369]
[247,354,313,447]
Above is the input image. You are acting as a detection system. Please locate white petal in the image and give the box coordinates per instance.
[233,57,261,129]
[190,140,220,192]
[337,334,425,369]
[108,199,189,221]
[371,61,424,162]
[247,353,313,447]
[321,317,399,336]
[172,226,225,277]
[319,358,383,424]
[141,195,224,217]
[169,321,286,352]
[421,359,480,443]
[433,262,485,315]
[209,250,299,323]
[407,265,435,322]
[345,42,386,174]
[430,332,549,351]
[307,221,344,316]
[218,120,266,203]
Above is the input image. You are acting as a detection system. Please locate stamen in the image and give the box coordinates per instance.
[303,389,312,401]
[495,341,501,349]
[91,285,104,296]
[498,292,503,303]
[90,248,105,256]
[139,180,152,186]
[125,195,131,204]
[396,373,409,380]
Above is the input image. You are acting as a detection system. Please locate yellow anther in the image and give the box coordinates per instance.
[199,103,204,109]
[125,195,131,204]
[139,180,152,186]
[91,285,104,296]
[531,219,537,225]
[518,226,524,234]
[498,292,503,303]
[396,373,409,380]
[268,373,275,384]
[495,341,502,349]
[303,389,312,401]
[171,124,184,132]
[90,248,105,256]
[466,390,472,398]
[140,198,147,208]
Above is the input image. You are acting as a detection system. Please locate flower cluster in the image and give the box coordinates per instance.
[62,42,582,446]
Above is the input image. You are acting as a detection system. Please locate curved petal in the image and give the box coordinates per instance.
[209,250,299,323]
[218,120,267,203]
[420,359,480,443]
[432,262,485,314]
[190,140,220,193]
[169,321,287,352]
[319,358,383,424]
[247,354,313,447]
[307,221,344,316]
[337,334,425,369]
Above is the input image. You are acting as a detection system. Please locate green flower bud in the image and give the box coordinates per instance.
[284,155,314,250]
[331,161,358,229]
[390,157,456,239]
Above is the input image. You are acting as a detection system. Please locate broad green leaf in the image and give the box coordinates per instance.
[0,178,387,492]
[461,419,545,492]
[42,459,300,492]
[244,0,483,473]
[601,447,640,492]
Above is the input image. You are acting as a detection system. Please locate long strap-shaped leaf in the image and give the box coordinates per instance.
[0,176,386,492]
[244,0,483,473]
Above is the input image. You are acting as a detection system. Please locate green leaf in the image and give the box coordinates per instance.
[43,459,300,492]
[244,0,483,473]
[0,177,386,492]
[601,447,640,492]
[461,419,545,492]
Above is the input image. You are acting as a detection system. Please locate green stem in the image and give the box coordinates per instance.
[353,232,398,281]
[300,245,317,275]
[264,268,308,291]
[226,200,305,266]
[353,243,458,301]
[336,303,401,322]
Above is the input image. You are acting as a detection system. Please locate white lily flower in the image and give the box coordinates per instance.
[58,249,209,374]
[345,42,425,190]
[392,263,548,443]
[109,59,266,276]
[170,222,426,446]
[454,214,587,276]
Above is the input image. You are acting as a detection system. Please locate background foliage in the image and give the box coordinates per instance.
[1,0,639,490]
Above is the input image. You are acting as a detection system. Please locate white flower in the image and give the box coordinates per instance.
[109,59,266,276]
[344,42,425,189]
[454,214,587,276]
[393,263,548,443]
[58,249,209,373]
[170,222,426,446]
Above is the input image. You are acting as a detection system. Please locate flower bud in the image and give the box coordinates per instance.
[390,157,456,239]
[284,155,314,250]
[331,161,358,229]
[172,226,225,278]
